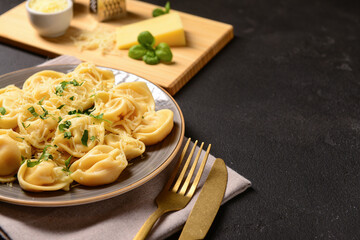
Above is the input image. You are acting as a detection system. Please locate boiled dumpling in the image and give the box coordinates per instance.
[0,129,32,159]
[48,77,95,113]
[112,81,155,114]
[71,62,114,91]
[0,135,22,183]
[104,131,145,160]
[22,70,65,102]
[53,115,105,157]
[133,109,174,145]
[17,104,59,149]
[94,91,135,123]
[18,159,73,192]
[0,85,27,129]
[70,145,127,186]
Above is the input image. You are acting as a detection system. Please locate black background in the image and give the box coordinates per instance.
[1,0,360,239]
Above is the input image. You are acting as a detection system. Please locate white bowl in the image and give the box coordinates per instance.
[26,0,73,38]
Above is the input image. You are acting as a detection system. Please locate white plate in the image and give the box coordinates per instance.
[0,65,184,207]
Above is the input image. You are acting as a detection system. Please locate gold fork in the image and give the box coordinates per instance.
[133,138,211,240]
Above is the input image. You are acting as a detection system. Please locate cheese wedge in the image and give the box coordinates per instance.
[116,13,186,49]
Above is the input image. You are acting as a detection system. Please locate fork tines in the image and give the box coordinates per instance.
[167,138,211,197]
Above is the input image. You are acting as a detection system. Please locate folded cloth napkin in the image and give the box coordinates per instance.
[0,56,251,240]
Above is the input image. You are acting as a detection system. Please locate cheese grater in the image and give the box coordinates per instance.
[89,0,126,21]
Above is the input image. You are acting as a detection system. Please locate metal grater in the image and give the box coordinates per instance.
[89,0,126,21]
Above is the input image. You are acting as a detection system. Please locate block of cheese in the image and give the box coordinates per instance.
[116,13,186,49]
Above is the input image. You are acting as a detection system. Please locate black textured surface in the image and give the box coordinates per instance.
[1,0,360,239]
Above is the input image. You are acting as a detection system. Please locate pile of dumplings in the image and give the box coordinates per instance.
[0,62,174,192]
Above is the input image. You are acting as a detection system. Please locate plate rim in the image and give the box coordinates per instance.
[0,64,185,207]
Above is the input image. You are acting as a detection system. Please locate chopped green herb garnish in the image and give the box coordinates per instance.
[90,113,112,124]
[21,156,26,165]
[69,96,74,101]
[38,145,54,161]
[27,106,39,118]
[59,120,72,132]
[21,122,30,129]
[64,131,72,139]
[81,130,88,146]
[90,136,98,142]
[62,155,72,173]
[65,155,72,170]
[57,104,65,110]
[82,106,96,115]
[55,85,65,96]
[37,97,45,105]
[16,136,25,140]
[27,145,53,168]
[68,110,77,115]
[55,79,84,96]
[27,159,41,167]
[39,106,49,119]
[0,107,6,115]
[69,79,82,86]
[65,155,72,168]
[58,116,63,123]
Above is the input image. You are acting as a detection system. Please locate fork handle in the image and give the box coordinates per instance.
[133,207,165,240]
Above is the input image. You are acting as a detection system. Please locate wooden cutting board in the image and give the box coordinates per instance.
[0,0,233,95]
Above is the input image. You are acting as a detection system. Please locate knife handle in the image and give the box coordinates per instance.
[133,207,165,240]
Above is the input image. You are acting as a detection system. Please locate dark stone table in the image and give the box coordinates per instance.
[1,0,359,239]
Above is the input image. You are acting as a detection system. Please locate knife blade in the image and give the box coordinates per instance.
[179,158,228,240]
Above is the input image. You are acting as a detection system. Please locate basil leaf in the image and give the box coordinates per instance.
[152,8,165,17]
[69,96,74,101]
[57,104,65,110]
[155,42,173,62]
[129,45,147,59]
[143,50,160,65]
[81,130,88,146]
[165,1,170,13]
[0,107,6,115]
[152,1,170,17]
[138,31,155,48]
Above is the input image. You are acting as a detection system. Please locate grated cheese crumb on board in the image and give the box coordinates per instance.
[71,28,116,55]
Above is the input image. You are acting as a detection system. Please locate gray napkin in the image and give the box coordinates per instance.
[0,56,251,240]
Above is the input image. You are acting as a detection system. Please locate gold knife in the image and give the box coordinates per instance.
[179,158,228,240]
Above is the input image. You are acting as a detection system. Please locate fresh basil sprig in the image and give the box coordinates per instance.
[155,42,173,62]
[152,1,170,17]
[128,31,173,65]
